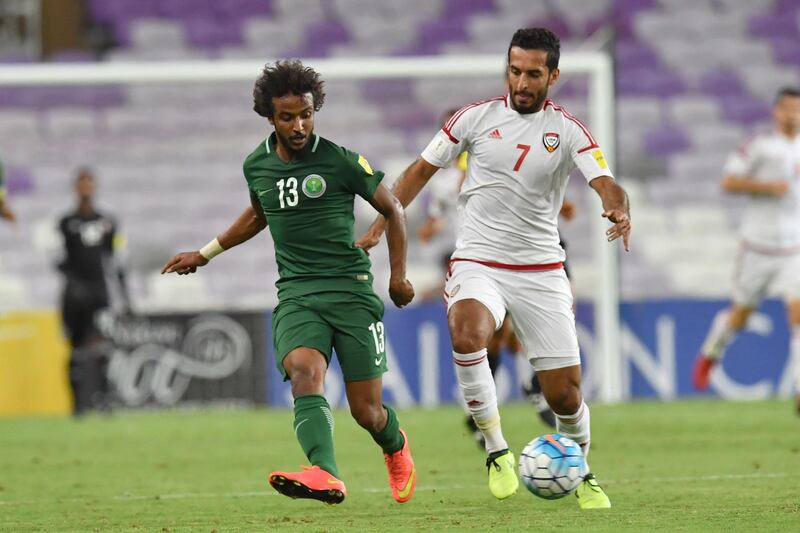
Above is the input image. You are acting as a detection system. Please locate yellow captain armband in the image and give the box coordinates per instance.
[457,151,468,171]
[199,237,225,261]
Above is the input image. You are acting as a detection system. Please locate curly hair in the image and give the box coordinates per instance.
[508,28,561,71]
[252,60,326,118]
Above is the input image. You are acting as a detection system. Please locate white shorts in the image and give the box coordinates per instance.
[445,260,580,371]
[732,245,800,307]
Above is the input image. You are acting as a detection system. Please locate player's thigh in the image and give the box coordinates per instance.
[446,261,506,350]
[272,298,334,381]
[506,269,580,372]
[732,248,777,308]
[325,292,388,383]
[776,253,800,322]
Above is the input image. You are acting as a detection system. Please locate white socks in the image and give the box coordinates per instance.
[555,401,591,460]
[701,309,737,360]
[453,349,508,454]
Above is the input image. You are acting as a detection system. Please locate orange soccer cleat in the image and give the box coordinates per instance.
[692,354,717,391]
[384,429,417,503]
[268,465,347,505]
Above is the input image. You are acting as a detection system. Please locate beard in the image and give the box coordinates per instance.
[510,87,548,114]
[276,127,312,154]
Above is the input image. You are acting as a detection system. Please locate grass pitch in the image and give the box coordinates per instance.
[1,400,799,532]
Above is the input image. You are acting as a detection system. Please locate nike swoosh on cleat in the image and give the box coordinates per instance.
[396,467,416,499]
[327,478,341,485]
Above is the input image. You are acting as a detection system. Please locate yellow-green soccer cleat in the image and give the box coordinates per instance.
[575,473,611,509]
[486,450,519,500]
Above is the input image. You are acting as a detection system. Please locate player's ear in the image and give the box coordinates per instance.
[548,68,560,87]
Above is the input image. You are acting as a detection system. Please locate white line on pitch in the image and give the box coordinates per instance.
[0,472,789,507]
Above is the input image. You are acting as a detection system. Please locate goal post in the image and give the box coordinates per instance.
[0,52,622,402]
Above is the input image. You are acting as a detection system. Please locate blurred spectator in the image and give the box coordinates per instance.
[57,168,129,415]
[0,160,16,223]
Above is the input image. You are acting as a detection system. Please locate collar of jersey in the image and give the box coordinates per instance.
[265,132,320,160]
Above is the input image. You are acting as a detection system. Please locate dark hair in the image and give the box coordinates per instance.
[507,28,560,71]
[75,167,94,182]
[776,86,800,103]
[253,60,326,118]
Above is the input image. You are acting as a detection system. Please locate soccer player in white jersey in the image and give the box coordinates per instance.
[358,28,630,508]
[694,87,800,413]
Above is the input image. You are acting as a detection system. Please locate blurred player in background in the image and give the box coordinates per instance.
[0,160,16,223]
[57,168,129,415]
[359,28,630,508]
[418,108,558,443]
[694,87,800,413]
[161,60,417,505]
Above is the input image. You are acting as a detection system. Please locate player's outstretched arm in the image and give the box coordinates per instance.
[0,199,15,224]
[367,183,414,308]
[356,158,439,252]
[590,176,631,252]
[161,201,267,275]
[721,175,788,197]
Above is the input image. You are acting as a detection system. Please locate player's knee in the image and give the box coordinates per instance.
[288,364,324,395]
[349,402,384,433]
[450,321,493,354]
[546,385,581,416]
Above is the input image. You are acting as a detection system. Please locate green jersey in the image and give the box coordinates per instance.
[244,133,385,299]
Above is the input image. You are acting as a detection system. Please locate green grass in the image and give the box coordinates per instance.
[1,400,799,532]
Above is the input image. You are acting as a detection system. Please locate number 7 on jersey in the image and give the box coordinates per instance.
[514,144,531,171]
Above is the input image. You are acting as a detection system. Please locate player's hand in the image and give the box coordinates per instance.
[766,180,789,197]
[0,204,15,223]
[602,209,631,252]
[389,276,414,308]
[559,200,576,221]
[161,251,208,275]
[355,230,381,254]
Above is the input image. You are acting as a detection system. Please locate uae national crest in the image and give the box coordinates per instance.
[543,132,560,153]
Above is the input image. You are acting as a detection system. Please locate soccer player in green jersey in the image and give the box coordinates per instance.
[0,160,16,223]
[161,61,417,505]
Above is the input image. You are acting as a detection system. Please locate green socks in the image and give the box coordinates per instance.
[370,404,405,455]
[293,395,339,478]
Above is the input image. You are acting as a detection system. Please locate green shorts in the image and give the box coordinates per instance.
[272,291,387,382]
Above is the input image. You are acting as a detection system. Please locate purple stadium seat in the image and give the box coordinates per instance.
[300,20,350,57]
[616,39,661,71]
[4,166,35,195]
[697,70,746,97]
[643,127,691,157]
[718,96,771,125]
[185,17,244,49]
[213,0,273,18]
[527,16,571,40]
[362,79,416,105]
[748,14,799,38]
[416,18,469,54]
[49,50,96,62]
[770,37,800,66]
[158,0,215,18]
[442,0,496,18]
[617,68,687,96]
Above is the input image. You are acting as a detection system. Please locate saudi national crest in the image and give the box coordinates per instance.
[543,132,560,153]
[302,174,326,198]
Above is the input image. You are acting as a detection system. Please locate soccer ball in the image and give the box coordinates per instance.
[518,434,588,499]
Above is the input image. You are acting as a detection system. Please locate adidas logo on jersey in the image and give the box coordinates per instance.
[488,129,502,139]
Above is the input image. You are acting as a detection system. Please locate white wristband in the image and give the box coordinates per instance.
[199,238,224,261]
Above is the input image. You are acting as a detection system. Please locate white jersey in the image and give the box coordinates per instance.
[421,95,612,265]
[723,131,800,251]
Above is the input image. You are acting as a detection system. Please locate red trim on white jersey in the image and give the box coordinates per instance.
[449,258,564,272]
[442,96,506,144]
[545,99,598,154]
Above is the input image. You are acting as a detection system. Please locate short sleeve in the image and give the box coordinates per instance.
[343,149,385,200]
[723,136,759,177]
[565,117,614,182]
[421,104,479,168]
